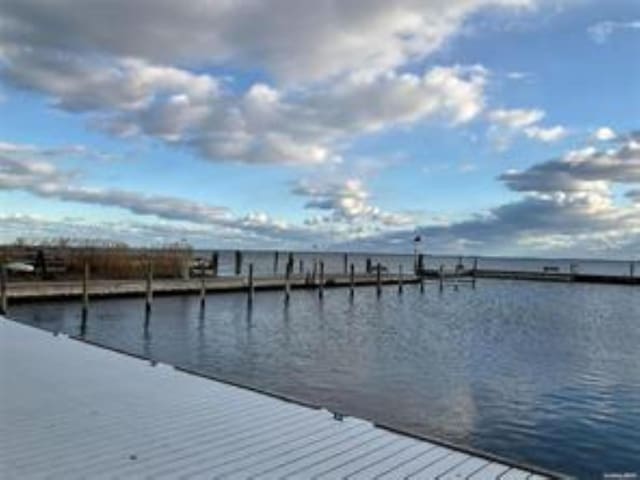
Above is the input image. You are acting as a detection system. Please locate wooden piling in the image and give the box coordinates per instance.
[145,262,153,313]
[284,263,291,305]
[349,263,355,297]
[299,259,304,275]
[247,263,254,306]
[273,251,279,274]
[419,273,425,293]
[630,262,635,278]
[287,252,294,275]
[82,262,90,316]
[376,263,382,297]
[234,250,243,276]
[472,257,478,289]
[1,264,8,315]
[80,262,89,335]
[199,272,206,309]
[343,253,348,274]
[318,260,324,300]
[366,258,372,274]
[417,254,424,274]
[398,264,403,294]
[211,252,219,277]
[439,264,444,292]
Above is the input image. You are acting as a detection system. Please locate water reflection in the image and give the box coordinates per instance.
[142,323,152,360]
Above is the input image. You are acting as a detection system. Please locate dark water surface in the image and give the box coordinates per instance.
[10,279,640,478]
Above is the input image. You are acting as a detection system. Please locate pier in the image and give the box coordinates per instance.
[419,268,640,286]
[0,317,558,479]
[3,273,420,303]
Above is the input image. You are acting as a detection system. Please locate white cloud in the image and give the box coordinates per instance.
[505,71,532,81]
[524,125,568,142]
[194,65,488,165]
[0,212,315,249]
[0,0,552,166]
[0,143,230,222]
[592,126,617,142]
[348,132,640,256]
[499,135,640,195]
[2,1,575,168]
[2,54,218,113]
[488,108,544,129]
[488,107,568,146]
[0,140,417,245]
[588,20,640,44]
[0,0,537,83]
[4,134,640,256]
[1,51,488,165]
[294,177,415,234]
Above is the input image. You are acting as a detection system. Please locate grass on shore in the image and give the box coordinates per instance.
[1,239,193,280]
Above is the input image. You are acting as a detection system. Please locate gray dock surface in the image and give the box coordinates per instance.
[0,317,555,479]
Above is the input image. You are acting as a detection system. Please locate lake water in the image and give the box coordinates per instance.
[9,277,640,478]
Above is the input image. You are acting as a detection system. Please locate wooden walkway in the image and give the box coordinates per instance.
[4,274,419,302]
[0,317,558,479]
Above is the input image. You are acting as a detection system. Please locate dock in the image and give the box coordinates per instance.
[4,273,419,302]
[420,269,639,286]
[0,317,558,479]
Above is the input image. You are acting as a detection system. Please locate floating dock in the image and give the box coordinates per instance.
[0,317,557,479]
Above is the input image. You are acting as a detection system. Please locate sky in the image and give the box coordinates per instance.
[0,0,639,257]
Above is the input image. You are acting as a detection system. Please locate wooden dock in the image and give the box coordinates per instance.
[4,266,636,308]
[3,273,419,303]
[0,317,560,479]
[420,269,639,286]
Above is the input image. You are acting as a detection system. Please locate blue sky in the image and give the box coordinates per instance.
[0,0,639,256]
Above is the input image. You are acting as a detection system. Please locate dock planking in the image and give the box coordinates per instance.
[0,317,560,479]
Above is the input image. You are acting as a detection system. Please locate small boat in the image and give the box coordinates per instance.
[4,262,35,273]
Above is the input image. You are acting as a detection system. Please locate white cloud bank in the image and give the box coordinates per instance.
[0,0,556,166]
[3,134,640,256]
[1,48,488,165]
[0,0,537,83]
[0,141,415,245]
[2,0,631,256]
[356,132,640,256]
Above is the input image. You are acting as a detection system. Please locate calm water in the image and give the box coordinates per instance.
[10,279,640,478]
